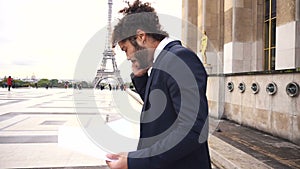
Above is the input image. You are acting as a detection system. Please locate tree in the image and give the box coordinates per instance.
[12,79,29,88]
[37,79,50,87]
[50,79,59,87]
[0,77,7,88]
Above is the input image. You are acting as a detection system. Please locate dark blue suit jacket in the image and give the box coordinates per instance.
[128,40,211,169]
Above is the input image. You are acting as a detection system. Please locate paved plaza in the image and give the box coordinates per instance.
[0,88,135,168]
[1,87,299,169]
[0,88,216,169]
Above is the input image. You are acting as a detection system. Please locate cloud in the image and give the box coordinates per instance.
[12,58,38,66]
[0,36,11,45]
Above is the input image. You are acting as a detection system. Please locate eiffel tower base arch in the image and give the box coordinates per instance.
[94,71,124,89]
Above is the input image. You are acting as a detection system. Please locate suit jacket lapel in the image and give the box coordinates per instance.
[142,40,182,111]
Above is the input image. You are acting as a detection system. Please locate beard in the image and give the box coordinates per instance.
[133,44,152,69]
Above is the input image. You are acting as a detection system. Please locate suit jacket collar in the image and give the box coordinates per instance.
[152,40,182,71]
[142,40,182,110]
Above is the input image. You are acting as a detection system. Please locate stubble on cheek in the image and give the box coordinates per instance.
[134,49,150,69]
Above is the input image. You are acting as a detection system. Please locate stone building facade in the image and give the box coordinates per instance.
[182,0,300,145]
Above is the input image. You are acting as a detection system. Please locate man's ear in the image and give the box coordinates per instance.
[136,29,146,46]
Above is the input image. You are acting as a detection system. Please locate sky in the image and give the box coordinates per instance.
[0,0,182,82]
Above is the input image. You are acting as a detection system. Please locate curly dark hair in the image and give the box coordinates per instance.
[112,0,168,47]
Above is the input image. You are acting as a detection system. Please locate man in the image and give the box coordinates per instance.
[106,1,211,168]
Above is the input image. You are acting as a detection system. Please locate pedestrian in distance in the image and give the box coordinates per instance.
[109,84,112,91]
[106,0,211,169]
[7,76,13,91]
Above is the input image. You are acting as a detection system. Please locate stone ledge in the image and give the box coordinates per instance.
[208,134,272,169]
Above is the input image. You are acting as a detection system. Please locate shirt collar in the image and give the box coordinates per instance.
[148,37,175,76]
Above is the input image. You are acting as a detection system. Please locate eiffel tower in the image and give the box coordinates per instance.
[94,0,124,88]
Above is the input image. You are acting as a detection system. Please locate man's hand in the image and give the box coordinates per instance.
[131,58,151,77]
[106,152,128,169]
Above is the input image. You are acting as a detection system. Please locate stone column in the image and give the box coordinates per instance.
[276,0,300,69]
[197,0,225,119]
[198,0,225,74]
[224,0,259,73]
[182,0,198,52]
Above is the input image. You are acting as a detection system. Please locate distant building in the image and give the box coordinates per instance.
[31,73,36,81]
[182,0,300,145]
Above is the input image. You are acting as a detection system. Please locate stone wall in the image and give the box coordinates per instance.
[183,0,300,145]
[207,73,300,145]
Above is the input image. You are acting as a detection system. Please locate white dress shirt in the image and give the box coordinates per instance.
[148,37,175,76]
